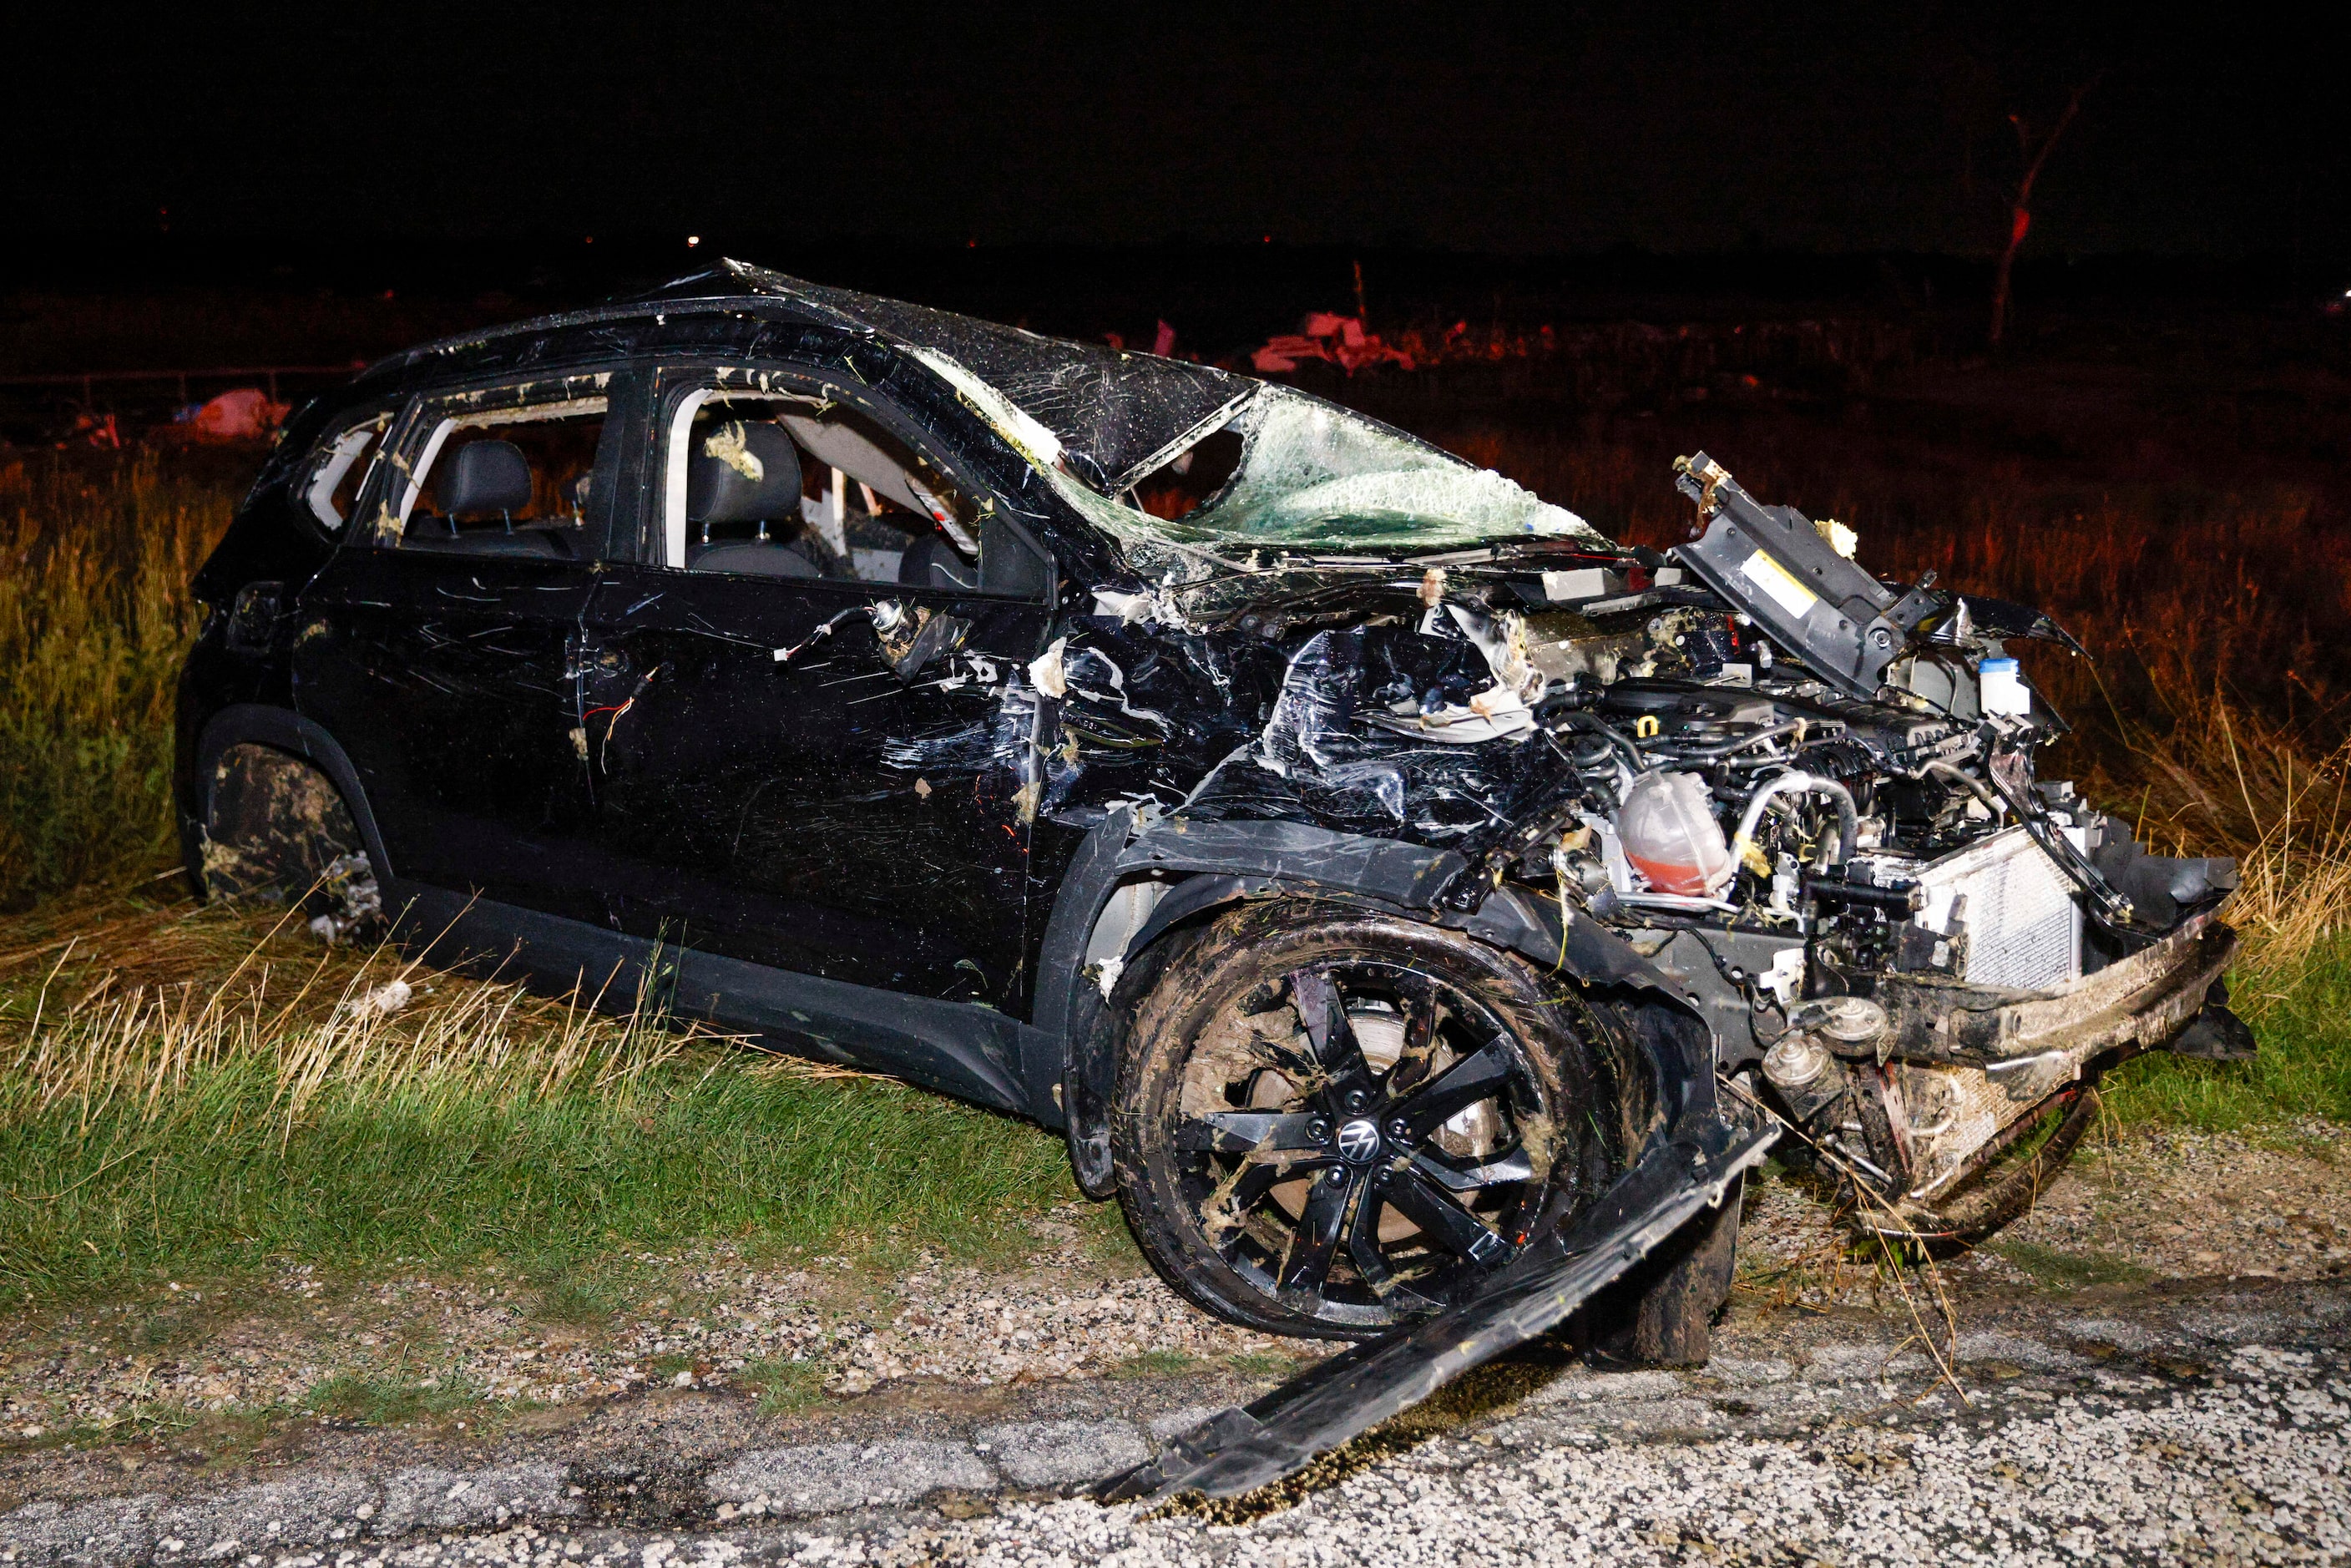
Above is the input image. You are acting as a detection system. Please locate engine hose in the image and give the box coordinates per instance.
[1730,771,1860,873]
[1922,760,2006,819]
[1646,719,1813,761]
[1553,710,1649,775]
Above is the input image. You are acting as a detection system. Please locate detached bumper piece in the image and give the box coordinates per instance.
[2170,992,2257,1061]
[1857,917,2240,1208]
[1097,1108,1777,1504]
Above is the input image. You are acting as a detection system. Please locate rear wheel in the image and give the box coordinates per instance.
[200,742,382,939]
[1112,901,1626,1341]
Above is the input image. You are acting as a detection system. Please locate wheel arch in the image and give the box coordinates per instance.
[185,704,393,898]
[1032,812,1720,1195]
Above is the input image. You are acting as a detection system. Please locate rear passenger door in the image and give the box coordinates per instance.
[574,362,1058,1006]
[292,373,641,925]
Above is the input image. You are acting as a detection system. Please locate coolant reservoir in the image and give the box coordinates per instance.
[1618,771,1735,897]
[1978,655,2032,717]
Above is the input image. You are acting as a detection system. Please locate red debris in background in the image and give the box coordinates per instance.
[181,387,291,443]
[1250,313,1416,375]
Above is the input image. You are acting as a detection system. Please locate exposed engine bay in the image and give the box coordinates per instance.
[1059,450,2246,1236]
[1509,458,2240,1222]
[1520,634,2232,1211]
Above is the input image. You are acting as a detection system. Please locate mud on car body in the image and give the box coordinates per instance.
[177,260,2247,1497]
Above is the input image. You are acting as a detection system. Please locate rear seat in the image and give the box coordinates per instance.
[406,438,576,557]
[406,525,574,559]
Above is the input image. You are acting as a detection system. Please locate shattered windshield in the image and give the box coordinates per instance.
[1120,387,1606,554]
[904,350,1609,574]
[1007,382,1611,577]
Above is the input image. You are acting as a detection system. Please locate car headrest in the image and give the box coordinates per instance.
[436,439,534,518]
[688,422,803,524]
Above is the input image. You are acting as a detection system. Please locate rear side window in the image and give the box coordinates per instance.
[373,394,614,560]
[300,409,394,530]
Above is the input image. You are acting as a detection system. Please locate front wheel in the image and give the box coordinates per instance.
[1111,901,1628,1341]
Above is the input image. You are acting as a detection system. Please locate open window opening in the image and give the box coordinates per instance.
[387,397,609,558]
[663,389,988,589]
[1125,423,1246,521]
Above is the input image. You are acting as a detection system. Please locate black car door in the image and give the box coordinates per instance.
[292,374,637,926]
[573,363,1058,1007]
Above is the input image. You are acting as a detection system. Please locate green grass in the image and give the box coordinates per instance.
[2101,934,2351,1133]
[1990,1239,2152,1290]
[738,1354,831,1414]
[304,1369,487,1427]
[0,1052,1075,1299]
[528,1262,635,1326]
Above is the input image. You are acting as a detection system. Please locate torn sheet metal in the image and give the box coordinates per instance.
[726,260,1256,494]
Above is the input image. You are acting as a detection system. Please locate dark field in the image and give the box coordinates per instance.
[3,294,2347,1299]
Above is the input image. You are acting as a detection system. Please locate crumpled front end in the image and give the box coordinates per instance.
[1034,439,2245,1210]
[1869,912,2234,1210]
[1068,447,2245,1501]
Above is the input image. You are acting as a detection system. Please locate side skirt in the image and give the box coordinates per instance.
[388,883,1038,1117]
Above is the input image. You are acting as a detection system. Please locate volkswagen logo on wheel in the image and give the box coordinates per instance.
[1337,1118,1382,1163]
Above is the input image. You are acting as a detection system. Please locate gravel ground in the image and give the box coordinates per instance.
[8,1286,2346,1565]
[6,1123,2350,1565]
[0,1222,1304,1441]
[1992,1123,2351,1283]
[13,1125,2341,1443]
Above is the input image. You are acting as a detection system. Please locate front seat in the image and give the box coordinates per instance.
[685,422,822,578]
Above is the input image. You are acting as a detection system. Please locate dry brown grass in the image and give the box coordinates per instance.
[0,896,743,1137]
[0,451,233,908]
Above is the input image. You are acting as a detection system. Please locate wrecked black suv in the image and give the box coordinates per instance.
[179,262,2248,1495]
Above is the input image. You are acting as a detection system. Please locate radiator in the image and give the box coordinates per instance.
[1914,825,2082,993]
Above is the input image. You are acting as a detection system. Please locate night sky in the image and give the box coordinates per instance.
[4,3,2339,263]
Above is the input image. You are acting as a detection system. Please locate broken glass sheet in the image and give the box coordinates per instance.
[1043,386,1611,581]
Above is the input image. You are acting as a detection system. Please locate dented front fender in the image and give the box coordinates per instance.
[1034,809,1724,1194]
